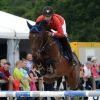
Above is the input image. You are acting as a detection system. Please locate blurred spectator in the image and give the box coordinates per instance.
[20,60,31,91]
[80,64,84,78]
[29,64,41,100]
[91,57,99,78]
[83,61,92,90]
[0,62,13,100]
[79,65,84,90]
[25,53,33,73]
[13,60,32,100]
[13,60,30,91]
[29,63,41,90]
[13,60,24,81]
[84,62,92,79]
[91,57,100,89]
[20,60,34,100]
[0,62,13,90]
[13,60,24,91]
[0,59,7,67]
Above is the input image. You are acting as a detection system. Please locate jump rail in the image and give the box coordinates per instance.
[0,91,100,97]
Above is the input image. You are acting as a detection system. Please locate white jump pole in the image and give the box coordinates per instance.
[0,91,100,97]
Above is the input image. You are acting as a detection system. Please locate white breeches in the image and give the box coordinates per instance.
[62,20,68,37]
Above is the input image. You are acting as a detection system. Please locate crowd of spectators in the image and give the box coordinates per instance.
[0,53,41,100]
[80,56,100,90]
[0,54,100,100]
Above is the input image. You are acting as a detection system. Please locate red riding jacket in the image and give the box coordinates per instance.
[36,14,65,38]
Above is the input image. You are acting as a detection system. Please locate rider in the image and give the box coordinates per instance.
[36,6,77,66]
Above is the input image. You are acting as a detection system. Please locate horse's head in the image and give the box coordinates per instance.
[27,20,49,59]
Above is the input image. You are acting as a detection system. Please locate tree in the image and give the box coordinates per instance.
[0,0,100,41]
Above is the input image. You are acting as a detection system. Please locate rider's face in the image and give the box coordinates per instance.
[45,16,52,21]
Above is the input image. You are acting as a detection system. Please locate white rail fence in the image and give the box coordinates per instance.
[0,91,100,97]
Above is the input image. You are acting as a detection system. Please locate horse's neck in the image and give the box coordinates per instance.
[48,39,61,61]
[42,33,62,62]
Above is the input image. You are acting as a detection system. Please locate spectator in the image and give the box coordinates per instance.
[29,63,41,100]
[29,63,41,90]
[91,57,99,78]
[78,64,85,91]
[13,60,30,91]
[20,60,31,91]
[25,53,33,73]
[0,59,7,67]
[0,62,13,90]
[13,60,32,100]
[0,62,13,100]
[20,60,34,100]
[80,64,84,78]
[83,61,92,90]
[13,60,24,81]
[91,57,100,89]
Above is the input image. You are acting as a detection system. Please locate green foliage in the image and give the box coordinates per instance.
[0,0,100,41]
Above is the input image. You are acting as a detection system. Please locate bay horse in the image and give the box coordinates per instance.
[27,20,80,89]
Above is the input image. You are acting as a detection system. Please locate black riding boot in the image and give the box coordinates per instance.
[59,37,77,66]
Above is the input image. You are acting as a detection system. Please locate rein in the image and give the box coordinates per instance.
[40,35,50,52]
[37,33,55,54]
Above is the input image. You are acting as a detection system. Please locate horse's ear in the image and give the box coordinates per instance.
[27,21,33,30]
[36,20,48,26]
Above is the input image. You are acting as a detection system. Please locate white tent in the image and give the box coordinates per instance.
[0,11,35,39]
[0,11,35,73]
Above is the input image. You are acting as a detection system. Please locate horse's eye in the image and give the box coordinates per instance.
[33,34,35,38]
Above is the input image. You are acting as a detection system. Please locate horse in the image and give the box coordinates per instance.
[27,20,80,89]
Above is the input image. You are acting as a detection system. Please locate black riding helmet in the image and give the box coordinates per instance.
[42,6,54,17]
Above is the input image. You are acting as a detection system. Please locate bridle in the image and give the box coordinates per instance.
[32,31,56,59]
[36,32,54,55]
[29,20,56,58]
